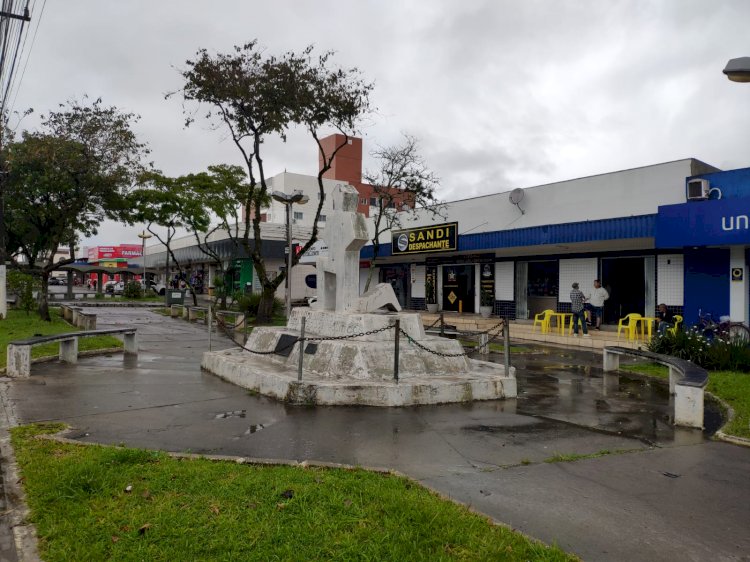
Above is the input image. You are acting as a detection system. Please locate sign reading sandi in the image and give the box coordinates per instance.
[392,222,458,255]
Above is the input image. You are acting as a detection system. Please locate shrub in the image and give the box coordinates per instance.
[235,292,284,317]
[6,270,38,313]
[122,281,143,299]
[648,327,750,372]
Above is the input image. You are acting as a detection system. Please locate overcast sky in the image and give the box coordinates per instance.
[11,0,750,249]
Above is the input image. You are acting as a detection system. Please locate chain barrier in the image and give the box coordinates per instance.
[399,328,475,357]
[305,324,395,341]
[455,319,506,338]
[423,316,442,330]
[211,310,397,355]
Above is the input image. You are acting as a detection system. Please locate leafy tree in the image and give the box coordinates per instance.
[127,172,210,306]
[362,134,443,292]
[172,41,372,322]
[5,99,148,320]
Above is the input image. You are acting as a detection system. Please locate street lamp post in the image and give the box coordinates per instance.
[271,190,309,318]
[137,230,152,290]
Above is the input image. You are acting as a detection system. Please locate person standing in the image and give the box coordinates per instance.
[570,282,589,337]
[585,279,609,330]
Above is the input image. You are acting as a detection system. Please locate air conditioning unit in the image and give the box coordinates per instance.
[686,178,710,201]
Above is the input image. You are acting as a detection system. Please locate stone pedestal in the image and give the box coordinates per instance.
[202,308,516,406]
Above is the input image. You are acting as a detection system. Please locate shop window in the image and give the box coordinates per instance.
[527,261,558,297]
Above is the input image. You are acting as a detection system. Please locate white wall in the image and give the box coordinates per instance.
[412,265,426,298]
[495,262,514,300]
[370,159,698,244]
[657,254,684,306]
[559,258,598,303]
[265,172,347,228]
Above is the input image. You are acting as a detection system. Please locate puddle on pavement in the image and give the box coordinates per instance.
[215,410,247,419]
[468,347,722,445]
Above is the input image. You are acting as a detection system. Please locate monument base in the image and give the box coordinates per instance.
[201,308,516,407]
[202,348,515,406]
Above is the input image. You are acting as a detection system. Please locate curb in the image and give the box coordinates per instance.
[39,428,552,553]
[708,391,750,448]
[0,383,41,561]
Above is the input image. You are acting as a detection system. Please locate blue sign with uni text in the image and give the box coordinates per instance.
[656,197,750,248]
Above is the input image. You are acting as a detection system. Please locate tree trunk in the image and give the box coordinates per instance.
[38,271,51,321]
[256,285,277,324]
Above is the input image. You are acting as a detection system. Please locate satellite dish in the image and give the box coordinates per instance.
[509,188,525,215]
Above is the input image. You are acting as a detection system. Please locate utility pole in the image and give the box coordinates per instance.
[0,3,32,319]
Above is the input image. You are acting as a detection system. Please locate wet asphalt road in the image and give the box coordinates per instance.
[6,308,750,562]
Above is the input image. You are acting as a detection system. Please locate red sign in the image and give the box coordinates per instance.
[87,244,143,261]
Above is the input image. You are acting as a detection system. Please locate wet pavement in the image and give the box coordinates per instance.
[5,307,750,561]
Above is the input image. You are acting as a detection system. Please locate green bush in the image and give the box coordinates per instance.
[648,328,750,372]
[6,270,38,314]
[235,292,284,317]
[122,281,143,299]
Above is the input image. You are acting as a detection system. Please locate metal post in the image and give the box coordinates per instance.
[439,312,445,337]
[297,316,305,381]
[285,202,292,319]
[393,319,400,382]
[244,312,248,341]
[208,303,212,351]
[503,319,511,375]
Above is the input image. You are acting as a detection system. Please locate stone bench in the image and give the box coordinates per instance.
[60,305,96,330]
[6,328,138,378]
[603,346,708,429]
[186,306,208,322]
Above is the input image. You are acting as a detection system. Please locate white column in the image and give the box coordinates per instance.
[729,246,747,323]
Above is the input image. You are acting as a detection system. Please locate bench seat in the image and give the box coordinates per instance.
[7,328,137,378]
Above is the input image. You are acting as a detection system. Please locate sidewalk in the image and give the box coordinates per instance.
[3,307,750,561]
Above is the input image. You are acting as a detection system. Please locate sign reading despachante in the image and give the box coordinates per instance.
[392,222,458,255]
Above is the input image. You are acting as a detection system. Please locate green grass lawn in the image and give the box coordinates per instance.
[621,362,750,439]
[0,309,122,369]
[11,424,576,562]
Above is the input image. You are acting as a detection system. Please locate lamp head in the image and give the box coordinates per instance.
[723,57,750,83]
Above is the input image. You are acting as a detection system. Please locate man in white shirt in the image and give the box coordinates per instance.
[585,279,609,330]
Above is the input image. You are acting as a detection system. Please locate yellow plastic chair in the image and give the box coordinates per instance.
[668,315,683,336]
[617,313,642,340]
[533,309,553,333]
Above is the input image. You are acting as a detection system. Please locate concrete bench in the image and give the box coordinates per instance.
[60,305,96,330]
[186,306,208,322]
[603,346,708,429]
[6,328,138,378]
[170,304,185,318]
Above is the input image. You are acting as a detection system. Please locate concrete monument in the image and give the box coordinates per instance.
[202,185,516,406]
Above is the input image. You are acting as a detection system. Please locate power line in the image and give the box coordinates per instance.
[7,0,41,118]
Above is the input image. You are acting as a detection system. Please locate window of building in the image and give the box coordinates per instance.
[360,198,367,205]
[318,214,326,222]
[369,197,377,207]
[317,192,325,201]
[293,211,304,221]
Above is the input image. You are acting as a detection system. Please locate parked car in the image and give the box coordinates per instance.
[48,277,64,286]
[105,281,126,295]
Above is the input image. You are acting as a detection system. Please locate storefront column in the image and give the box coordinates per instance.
[730,246,747,323]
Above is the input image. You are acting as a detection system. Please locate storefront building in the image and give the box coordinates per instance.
[86,245,143,283]
[361,160,750,326]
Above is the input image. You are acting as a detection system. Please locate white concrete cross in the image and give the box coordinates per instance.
[317,185,369,312]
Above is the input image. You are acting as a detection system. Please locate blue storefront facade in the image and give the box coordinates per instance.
[361,162,750,327]
[656,168,750,326]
